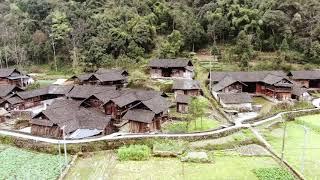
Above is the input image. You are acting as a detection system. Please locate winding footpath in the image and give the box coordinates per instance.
[0,107,319,144]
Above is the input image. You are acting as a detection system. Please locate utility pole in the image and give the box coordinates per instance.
[61,126,68,165]
[58,142,62,175]
[300,125,308,176]
[281,118,287,162]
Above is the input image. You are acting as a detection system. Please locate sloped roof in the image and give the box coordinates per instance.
[67,85,116,99]
[212,76,246,92]
[288,70,320,80]
[95,72,126,82]
[149,59,193,68]
[142,96,170,114]
[111,92,139,107]
[17,85,74,100]
[95,68,128,76]
[172,79,201,90]
[218,93,252,104]
[0,85,23,97]
[0,68,21,78]
[122,109,155,123]
[81,90,122,106]
[209,71,287,83]
[32,99,111,134]
[292,85,309,96]
[175,94,192,104]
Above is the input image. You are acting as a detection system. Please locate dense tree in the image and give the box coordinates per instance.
[0,0,319,70]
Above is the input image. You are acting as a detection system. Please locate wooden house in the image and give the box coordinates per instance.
[0,85,23,98]
[291,85,312,101]
[0,95,24,110]
[0,68,33,88]
[149,59,194,79]
[175,94,192,113]
[70,69,128,88]
[67,85,116,100]
[17,85,74,109]
[209,71,293,101]
[217,93,253,111]
[31,99,113,139]
[288,71,320,89]
[172,79,201,98]
[122,109,161,133]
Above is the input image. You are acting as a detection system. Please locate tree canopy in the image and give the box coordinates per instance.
[0,0,320,70]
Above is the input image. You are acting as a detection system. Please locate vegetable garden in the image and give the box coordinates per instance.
[0,144,68,179]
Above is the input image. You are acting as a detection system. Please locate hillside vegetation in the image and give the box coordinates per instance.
[1,0,320,72]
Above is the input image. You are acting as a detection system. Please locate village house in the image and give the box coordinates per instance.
[67,85,116,100]
[0,85,23,98]
[16,85,74,109]
[70,68,128,88]
[288,70,320,89]
[0,94,25,111]
[0,68,33,88]
[172,79,201,98]
[209,71,293,101]
[149,59,194,79]
[175,94,192,113]
[217,93,253,111]
[291,85,312,101]
[80,89,170,133]
[31,99,113,139]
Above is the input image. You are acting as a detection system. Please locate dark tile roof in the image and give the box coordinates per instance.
[81,90,122,106]
[95,68,128,76]
[212,76,246,92]
[6,96,24,105]
[149,59,193,68]
[122,109,155,123]
[17,85,74,100]
[111,92,139,107]
[0,85,23,97]
[292,85,309,96]
[175,94,192,104]
[0,68,21,78]
[172,79,201,90]
[288,70,320,80]
[218,93,253,104]
[67,85,116,99]
[17,87,48,99]
[95,72,126,82]
[142,96,170,114]
[209,71,286,83]
[32,99,111,134]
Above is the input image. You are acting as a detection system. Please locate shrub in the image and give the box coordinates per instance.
[26,82,40,90]
[153,140,187,157]
[253,167,294,180]
[117,145,151,161]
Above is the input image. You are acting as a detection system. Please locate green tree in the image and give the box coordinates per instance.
[159,30,184,58]
[49,10,71,71]
[188,97,207,129]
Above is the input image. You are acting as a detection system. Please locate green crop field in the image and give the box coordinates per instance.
[260,114,320,179]
[0,144,68,179]
[66,150,285,180]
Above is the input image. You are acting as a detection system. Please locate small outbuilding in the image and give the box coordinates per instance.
[291,85,312,101]
[218,93,253,111]
[172,79,201,97]
[149,59,194,79]
[122,109,161,133]
[288,70,320,89]
[175,94,192,113]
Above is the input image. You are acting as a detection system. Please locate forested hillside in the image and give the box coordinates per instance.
[0,0,320,72]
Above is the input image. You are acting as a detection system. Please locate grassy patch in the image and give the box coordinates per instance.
[260,117,320,179]
[162,117,220,133]
[117,145,151,161]
[66,149,280,180]
[37,79,56,87]
[253,97,274,115]
[253,167,295,180]
[153,140,187,153]
[259,101,314,118]
[190,129,259,150]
